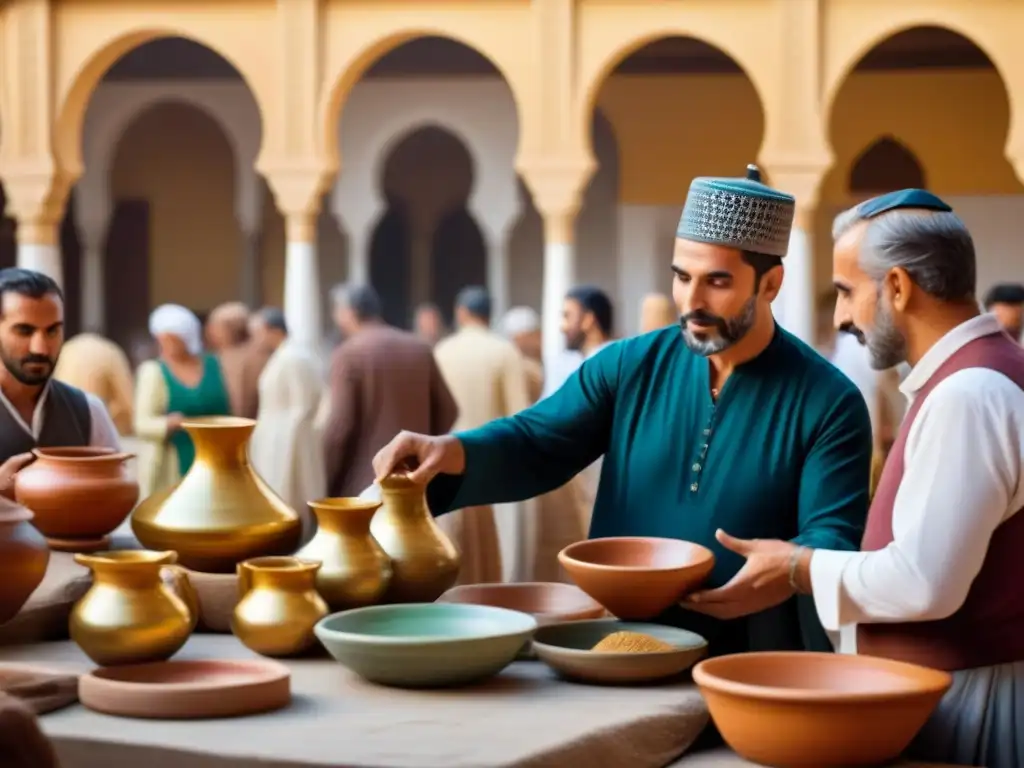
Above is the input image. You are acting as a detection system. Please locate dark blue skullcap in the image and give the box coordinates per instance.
[858,189,953,219]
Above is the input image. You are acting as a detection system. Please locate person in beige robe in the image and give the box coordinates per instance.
[248,308,326,543]
[638,292,676,333]
[53,332,135,436]
[434,287,530,585]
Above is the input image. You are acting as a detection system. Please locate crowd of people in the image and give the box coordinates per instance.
[0,164,1022,766]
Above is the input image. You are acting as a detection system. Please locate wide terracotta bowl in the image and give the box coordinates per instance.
[15,447,138,551]
[558,537,714,620]
[692,652,952,768]
[437,582,606,625]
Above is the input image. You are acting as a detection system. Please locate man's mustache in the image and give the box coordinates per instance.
[20,355,53,366]
[680,311,727,332]
[838,322,865,345]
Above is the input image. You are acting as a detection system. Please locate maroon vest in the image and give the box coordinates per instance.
[858,331,1024,671]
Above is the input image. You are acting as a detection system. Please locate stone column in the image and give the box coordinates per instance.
[519,157,595,371]
[760,164,829,346]
[236,175,264,307]
[73,191,111,333]
[484,226,511,324]
[282,212,322,350]
[4,168,72,288]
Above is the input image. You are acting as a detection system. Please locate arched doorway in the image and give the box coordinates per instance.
[333,37,520,330]
[826,25,1018,301]
[369,125,483,328]
[587,35,764,335]
[74,37,265,360]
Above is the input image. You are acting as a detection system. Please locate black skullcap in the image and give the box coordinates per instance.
[858,189,953,218]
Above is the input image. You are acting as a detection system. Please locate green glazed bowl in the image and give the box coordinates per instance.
[313,603,538,688]
[532,619,707,685]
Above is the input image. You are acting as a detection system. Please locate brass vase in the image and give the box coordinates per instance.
[232,556,328,657]
[71,550,198,666]
[369,473,460,603]
[131,417,301,573]
[297,498,392,611]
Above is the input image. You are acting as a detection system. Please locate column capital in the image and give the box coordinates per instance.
[517,153,596,245]
[758,156,832,217]
[257,158,334,228]
[1,162,73,246]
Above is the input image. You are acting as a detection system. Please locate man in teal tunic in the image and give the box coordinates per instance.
[373,165,873,655]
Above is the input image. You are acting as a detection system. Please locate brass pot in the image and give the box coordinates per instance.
[131,417,301,572]
[0,508,49,624]
[369,473,460,603]
[297,498,392,611]
[232,556,328,657]
[15,447,139,552]
[71,550,198,666]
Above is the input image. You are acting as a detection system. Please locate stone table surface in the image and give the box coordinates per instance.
[0,635,710,768]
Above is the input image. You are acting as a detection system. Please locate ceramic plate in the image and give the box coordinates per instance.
[532,618,707,685]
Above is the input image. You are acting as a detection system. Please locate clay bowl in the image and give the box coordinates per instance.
[437,582,606,625]
[314,602,537,688]
[79,658,291,719]
[692,651,953,768]
[558,537,714,620]
[532,618,707,685]
[15,447,139,552]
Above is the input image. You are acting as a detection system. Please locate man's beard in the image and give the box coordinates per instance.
[565,328,585,352]
[0,347,55,386]
[679,297,757,356]
[844,292,907,370]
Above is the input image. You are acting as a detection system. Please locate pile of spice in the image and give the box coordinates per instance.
[591,631,675,653]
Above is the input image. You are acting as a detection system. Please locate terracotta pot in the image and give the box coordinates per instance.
[692,651,952,768]
[438,583,606,626]
[369,472,460,603]
[557,537,714,620]
[131,417,301,572]
[297,498,392,611]
[0,508,49,624]
[14,447,138,552]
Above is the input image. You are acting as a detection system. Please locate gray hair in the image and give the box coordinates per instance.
[832,205,976,301]
[329,282,382,320]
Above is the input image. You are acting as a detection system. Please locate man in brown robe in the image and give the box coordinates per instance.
[206,302,271,419]
[324,284,458,496]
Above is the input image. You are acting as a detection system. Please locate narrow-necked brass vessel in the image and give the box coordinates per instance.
[370,472,460,603]
[232,556,328,657]
[131,417,301,573]
[71,550,198,666]
[297,498,392,610]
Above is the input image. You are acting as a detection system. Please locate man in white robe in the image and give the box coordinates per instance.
[248,307,326,542]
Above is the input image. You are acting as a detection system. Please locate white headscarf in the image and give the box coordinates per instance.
[499,306,540,338]
[149,304,204,356]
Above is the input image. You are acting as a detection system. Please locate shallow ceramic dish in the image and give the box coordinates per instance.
[437,582,606,625]
[532,619,707,685]
[79,659,291,719]
[314,603,537,688]
[558,537,714,620]
[692,651,952,768]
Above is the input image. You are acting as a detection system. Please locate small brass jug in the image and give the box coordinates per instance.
[71,550,198,666]
[370,472,461,603]
[232,556,328,657]
[297,498,393,611]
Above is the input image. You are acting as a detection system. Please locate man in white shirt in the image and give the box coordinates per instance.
[685,189,1024,768]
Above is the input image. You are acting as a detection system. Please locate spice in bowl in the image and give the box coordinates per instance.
[591,630,676,653]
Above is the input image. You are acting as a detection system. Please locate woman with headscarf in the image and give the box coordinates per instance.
[133,304,231,497]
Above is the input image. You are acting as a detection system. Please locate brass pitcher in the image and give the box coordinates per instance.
[297,498,393,611]
[232,556,328,657]
[370,472,460,603]
[132,417,301,572]
[71,550,198,666]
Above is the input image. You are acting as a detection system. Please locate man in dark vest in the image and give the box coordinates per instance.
[687,190,1024,768]
[0,268,121,501]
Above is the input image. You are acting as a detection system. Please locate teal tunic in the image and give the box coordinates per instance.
[428,326,872,655]
[159,354,232,476]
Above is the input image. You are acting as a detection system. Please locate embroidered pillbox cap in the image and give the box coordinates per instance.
[677,164,795,258]
[857,188,953,218]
